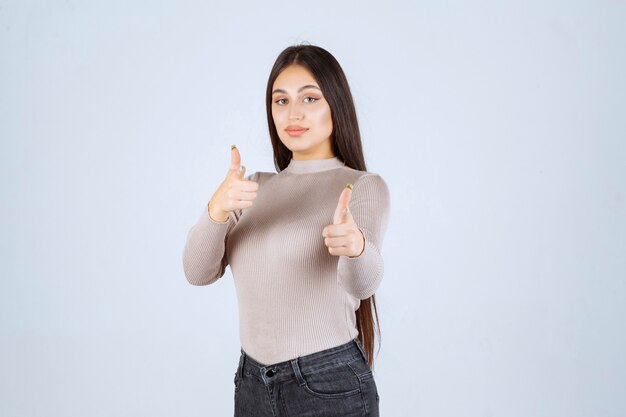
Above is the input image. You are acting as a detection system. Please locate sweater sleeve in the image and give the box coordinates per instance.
[182,171,259,286]
[336,173,391,299]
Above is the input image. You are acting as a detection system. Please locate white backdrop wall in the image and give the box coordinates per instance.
[1,1,625,416]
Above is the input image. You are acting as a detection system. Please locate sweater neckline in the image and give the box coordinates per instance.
[282,156,345,174]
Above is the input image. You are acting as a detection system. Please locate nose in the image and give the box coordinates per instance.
[288,102,303,121]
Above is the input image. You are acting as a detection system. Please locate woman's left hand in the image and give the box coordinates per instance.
[322,183,365,258]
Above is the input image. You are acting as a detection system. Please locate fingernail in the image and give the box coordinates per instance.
[231,144,237,150]
[346,183,353,190]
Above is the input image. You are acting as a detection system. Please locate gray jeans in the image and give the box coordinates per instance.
[233,338,380,416]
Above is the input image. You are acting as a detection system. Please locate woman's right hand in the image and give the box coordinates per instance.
[208,146,259,222]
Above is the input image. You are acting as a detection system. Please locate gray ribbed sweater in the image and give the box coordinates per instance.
[182,156,390,366]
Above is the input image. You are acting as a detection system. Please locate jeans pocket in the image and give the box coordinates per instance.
[349,352,374,378]
[301,361,361,399]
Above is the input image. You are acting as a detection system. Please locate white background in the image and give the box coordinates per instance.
[1,1,625,416]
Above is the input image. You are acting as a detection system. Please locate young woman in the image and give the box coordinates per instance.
[182,44,390,416]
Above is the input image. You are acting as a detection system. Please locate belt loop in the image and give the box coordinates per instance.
[238,349,246,378]
[290,358,306,386]
[353,337,368,363]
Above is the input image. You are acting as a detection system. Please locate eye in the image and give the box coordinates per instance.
[274,98,287,105]
[304,97,318,103]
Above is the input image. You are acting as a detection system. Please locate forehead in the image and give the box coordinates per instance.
[272,65,319,91]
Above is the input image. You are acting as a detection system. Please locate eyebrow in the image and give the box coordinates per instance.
[272,85,321,95]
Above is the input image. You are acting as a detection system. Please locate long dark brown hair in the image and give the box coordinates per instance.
[265,43,381,368]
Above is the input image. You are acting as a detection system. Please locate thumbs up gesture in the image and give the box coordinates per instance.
[208,145,259,222]
[322,183,366,258]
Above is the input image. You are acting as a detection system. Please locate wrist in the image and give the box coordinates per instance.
[349,229,366,258]
[208,200,229,223]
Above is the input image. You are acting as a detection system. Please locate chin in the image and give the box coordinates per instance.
[282,137,310,149]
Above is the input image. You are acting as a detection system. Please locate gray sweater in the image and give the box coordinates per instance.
[182,156,390,365]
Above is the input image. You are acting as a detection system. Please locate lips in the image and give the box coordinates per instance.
[286,126,308,132]
[285,126,308,137]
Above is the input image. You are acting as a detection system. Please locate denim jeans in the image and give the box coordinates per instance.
[233,338,380,416]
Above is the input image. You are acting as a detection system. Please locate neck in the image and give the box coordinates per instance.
[282,155,345,174]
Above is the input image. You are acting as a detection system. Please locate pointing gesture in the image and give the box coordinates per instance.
[208,145,259,222]
[322,183,366,258]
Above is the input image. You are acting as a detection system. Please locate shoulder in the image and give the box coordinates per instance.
[353,171,389,188]
[244,171,277,182]
[337,168,390,207]
[340,167,389,193]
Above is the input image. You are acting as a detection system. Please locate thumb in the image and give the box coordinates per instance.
[229,145,245,179]
[333,183,353,224]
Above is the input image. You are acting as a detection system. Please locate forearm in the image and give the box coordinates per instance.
[337,236,384,299]
[182,206,232,285]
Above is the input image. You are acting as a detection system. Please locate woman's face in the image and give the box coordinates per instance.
[271,64,335,160]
